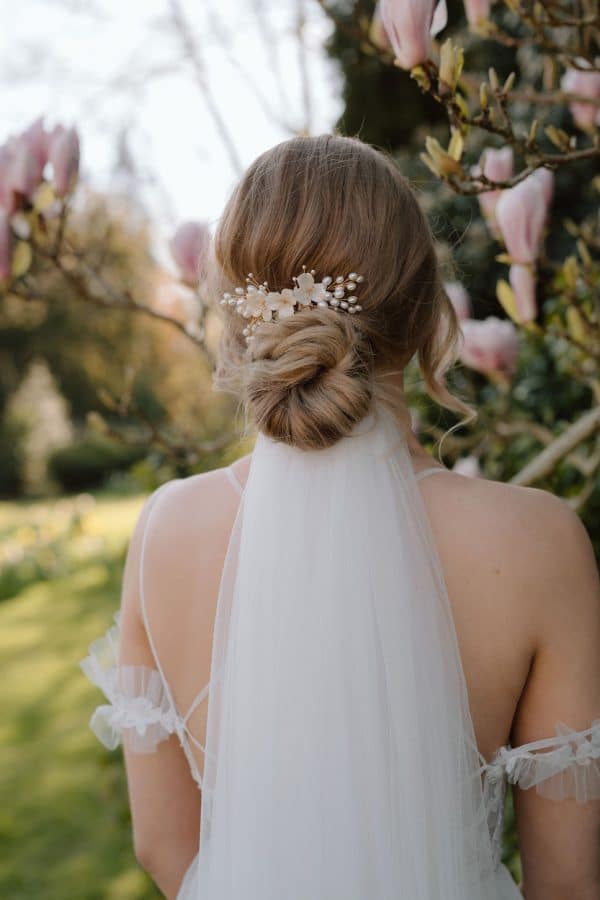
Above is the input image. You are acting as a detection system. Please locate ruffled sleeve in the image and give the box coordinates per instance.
[80,613,181,753]
[492,720,600,803]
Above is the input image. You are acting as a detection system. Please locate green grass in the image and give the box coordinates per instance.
[0,493,161,900]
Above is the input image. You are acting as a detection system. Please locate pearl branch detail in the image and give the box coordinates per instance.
[220,267,365,342]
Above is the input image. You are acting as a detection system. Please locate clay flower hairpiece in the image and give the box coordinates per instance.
[220,267,365,342]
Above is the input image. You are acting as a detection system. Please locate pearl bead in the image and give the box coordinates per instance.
[322,276,332,285]
[346,282,356,291]
[349,272,358,281]
[355,305,363,312]
[334,288,345,299]
[341,301,349,309]
[356,275,364,283]
[317,300,328,307]
[348,296,358,304]
[335,276,344,284]
[329,298,339,307]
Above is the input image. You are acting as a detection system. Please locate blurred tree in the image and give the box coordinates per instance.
[5,359,73,495]
[0,180,232,494]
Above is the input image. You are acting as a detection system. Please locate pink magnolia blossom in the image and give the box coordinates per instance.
[476,147,513,233]
[561,63,600,132]
[444,280,471,321]
[410,407,421,434]
[0,145,17,214]
[509,264,537,322]
[460,316,519,376]
[48,126,80,196]
[481,146,513,184]
[452,455,482,478]
[495,172,550,264]
[0,210,11,281]
[21,116,51,179]
[463,0,491,25]
[6,137,40,200]
[369,4,393,52]
[170,221,211,286]
[380,0,447,70]
[532,167,554,208]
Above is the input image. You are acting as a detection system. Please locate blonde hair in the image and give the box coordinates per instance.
[213,134,470,450]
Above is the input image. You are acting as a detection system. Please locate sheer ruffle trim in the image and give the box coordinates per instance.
[80,614,181,753]
[488,720,600,802]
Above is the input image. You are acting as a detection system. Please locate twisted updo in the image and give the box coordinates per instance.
[213,134,469,450]
[245,307,373,450]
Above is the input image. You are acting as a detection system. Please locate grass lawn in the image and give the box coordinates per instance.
[0,492,161,900]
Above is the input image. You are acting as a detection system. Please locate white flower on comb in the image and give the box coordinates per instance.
[220,267,364,342]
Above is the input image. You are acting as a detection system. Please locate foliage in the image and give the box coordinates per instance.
[6,358,74,495]
[0,493,161,899]
[48,435,147,494]
[320,0,600,542]
[1,149,234,498]
[0,414,26,496]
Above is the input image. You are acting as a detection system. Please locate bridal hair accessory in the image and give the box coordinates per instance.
[220,267,365,342]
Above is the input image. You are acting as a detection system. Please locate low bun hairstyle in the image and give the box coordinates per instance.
[213,134,471,450]
[245,307,374,451]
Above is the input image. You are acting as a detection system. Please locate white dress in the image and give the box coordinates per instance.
[81,413,600,900]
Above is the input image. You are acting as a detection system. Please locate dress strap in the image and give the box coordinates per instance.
[415,466,448,481]
[183,680,210,724]
[138,481,180,713]
[225,464,244,496]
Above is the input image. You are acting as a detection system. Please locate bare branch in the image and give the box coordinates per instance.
[249,0,292,112]
[205,7,297,133]
[168,0,244,175]
[92,399,233,465]
[510,406,600,486]
[295,0,313,134]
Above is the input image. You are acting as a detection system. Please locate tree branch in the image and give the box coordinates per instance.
[168,0,244,175]
[510,406,600,486]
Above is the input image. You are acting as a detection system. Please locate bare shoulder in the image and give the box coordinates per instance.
[122,461,249,604]
[145,459,249,549]
[424,469,599,625]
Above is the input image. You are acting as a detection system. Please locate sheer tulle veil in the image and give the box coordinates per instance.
[197,402,498,898]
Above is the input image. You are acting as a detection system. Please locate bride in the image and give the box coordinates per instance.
[82,135,600,899]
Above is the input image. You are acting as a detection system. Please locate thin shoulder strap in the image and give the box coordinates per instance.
[138,481,179,706]
[225,463,244,495]
[415,466,448,481]
[413,463,485,769]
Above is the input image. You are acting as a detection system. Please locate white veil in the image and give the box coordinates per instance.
[197,403,498,898]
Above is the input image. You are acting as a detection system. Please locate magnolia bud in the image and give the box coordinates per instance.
[460,316,519,376]
[170,221,211,286]
[48,126,80,196]
[379,0,447,70]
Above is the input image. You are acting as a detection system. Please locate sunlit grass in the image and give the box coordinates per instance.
[0,493,161,900]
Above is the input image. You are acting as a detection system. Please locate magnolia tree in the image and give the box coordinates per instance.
[0,116,211,343]
[1,0,599,512]
[366,0,598,510]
